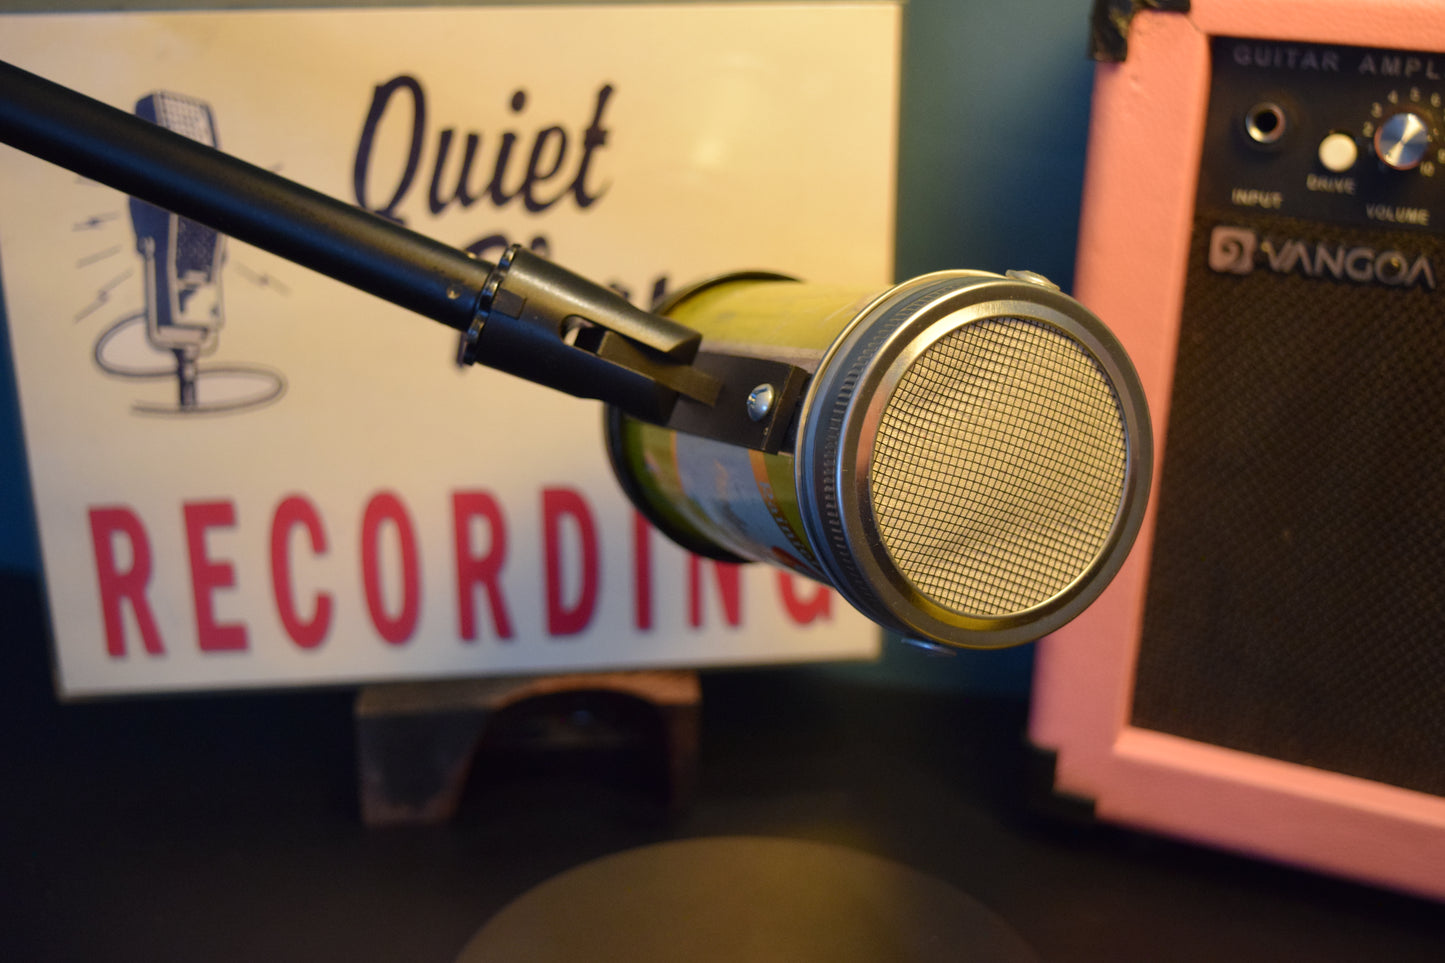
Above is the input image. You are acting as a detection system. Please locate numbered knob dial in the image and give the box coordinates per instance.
[1374,111,1431,170]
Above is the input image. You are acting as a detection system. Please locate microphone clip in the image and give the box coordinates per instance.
[459,246,806,453]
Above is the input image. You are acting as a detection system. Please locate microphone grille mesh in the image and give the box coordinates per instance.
[869,318,1129,618]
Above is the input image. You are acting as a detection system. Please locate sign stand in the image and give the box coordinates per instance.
[355,671,701,826]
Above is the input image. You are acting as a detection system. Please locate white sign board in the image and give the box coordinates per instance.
[0,4,897,697]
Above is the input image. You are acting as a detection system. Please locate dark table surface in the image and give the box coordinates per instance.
[2,572,1440,962]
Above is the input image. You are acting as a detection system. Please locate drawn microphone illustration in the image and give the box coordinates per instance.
[129,93,226,408]
[93,90,285,415]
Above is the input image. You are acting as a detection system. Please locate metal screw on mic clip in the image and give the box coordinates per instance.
[746,383,775,421]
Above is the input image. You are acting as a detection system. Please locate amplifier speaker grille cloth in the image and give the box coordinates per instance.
[869,319,1129,617]
[1132,211,1445,798]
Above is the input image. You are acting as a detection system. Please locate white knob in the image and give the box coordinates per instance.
[1318,132,1359,172]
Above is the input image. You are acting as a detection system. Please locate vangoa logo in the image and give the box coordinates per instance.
[1208,226,1257,274]
[1207,226,1437,290]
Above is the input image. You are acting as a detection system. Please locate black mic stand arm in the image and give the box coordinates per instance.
[0,59,806,452]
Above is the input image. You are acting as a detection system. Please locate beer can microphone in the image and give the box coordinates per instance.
[607,271,1153,649]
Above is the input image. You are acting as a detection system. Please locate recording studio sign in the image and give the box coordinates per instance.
[0,5,899,695]
[86,489,836,656]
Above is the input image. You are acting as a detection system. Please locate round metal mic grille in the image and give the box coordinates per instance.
[868,318,1129,617]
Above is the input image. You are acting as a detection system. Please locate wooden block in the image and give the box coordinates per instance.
[356,671,701,827]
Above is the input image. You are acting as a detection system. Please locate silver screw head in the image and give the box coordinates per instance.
[746,383,776,422]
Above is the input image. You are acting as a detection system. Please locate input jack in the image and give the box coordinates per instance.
[1245,102,1288,145]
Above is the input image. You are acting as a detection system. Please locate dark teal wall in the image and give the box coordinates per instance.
[897,0,1095,286]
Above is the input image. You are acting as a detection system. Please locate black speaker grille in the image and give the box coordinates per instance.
[1131,210,1445,798]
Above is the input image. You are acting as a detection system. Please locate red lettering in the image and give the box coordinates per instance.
[270,495,333,649]
[88,506,165,657]
[542,487,599,636]
[452,491,514,641]
[184,500,248,652]
[778,572,832,624]
[688,556,743,627]
[633,512,653,631]
[361,491,421,645]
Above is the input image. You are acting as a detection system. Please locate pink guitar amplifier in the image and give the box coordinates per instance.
[1031,0,1445,901]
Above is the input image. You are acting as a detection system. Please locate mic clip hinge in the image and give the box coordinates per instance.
[586,327,724,407]
[458,244,807,453]
[458,244,723,420]
[660,352,809,455]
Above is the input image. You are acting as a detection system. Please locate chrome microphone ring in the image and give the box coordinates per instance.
[794,273,1153,649]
